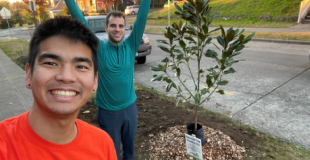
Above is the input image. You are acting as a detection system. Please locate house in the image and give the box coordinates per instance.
[47,0,134,18]
[0,7,11,19]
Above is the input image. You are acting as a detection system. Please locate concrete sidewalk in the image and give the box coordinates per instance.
[0,49,33,121]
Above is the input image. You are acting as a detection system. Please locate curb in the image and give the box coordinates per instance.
[144,32,310,45]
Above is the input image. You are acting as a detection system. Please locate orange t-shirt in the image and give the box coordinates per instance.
[0,111,117,160]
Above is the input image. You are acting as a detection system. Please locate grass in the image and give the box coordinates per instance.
[0,39,29,70]
[1,39,310,159]
[147,0,301,28]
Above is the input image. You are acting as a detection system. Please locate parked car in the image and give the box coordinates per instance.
[85,15,152,64]
[124,5,139,15]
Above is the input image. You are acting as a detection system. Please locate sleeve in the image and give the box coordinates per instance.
[124,0,151,54]
[64,0,91,28]
[0,136,7,160]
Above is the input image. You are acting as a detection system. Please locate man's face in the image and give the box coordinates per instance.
[105,16,125,45]
[25,36,98,115]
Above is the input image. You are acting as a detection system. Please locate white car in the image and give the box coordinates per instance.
[124,5,139,15]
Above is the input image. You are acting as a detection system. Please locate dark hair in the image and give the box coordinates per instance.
[105,11,126,26]
[28,16,99,74]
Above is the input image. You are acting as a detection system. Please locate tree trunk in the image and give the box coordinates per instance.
[194,105,198,130]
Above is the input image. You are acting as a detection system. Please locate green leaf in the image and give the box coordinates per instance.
[206,75,213,88]
[217,80,229,85]
[198,32,206,42]
[204,37,212,46]
[235,44,245,52]
[219,25,225,38]
[175,68,181,77]
[151,65,162,72]
[201,88,208,95]
[156,39,169,44]
[235,29,245,37]
[224,68,236,74]
[209,27,220,34]
[242,32,255,44]
[174,3,182,12]
[158,45,171,53]
[166,83,173,92]
[222,50,233,59]
[151,74,163,81]
[173,49,183,54]
[226,30,235,46]
[161,57,169,63]
[173,35,182,41]
[184,36,196,44]
[232,52,241,57]
[202,24,208,34]
[179,40,186,49]
[205,49,218,58]
[217,90,225,94]
[194,92,201,105]
[217,36,225,48]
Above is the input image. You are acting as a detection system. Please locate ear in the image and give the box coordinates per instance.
[92,72,98,93]
[25,64,32,89]
[105,24,108,31]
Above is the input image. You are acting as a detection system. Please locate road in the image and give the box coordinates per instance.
[134,34,310,150]
[1,26,310,150]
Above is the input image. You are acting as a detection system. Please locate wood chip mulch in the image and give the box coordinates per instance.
[144,125,246,160]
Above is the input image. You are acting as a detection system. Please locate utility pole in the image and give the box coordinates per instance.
[4,9,12,39]
[29,1,38,27]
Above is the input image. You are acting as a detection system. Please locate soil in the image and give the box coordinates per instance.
[78,89,264,159]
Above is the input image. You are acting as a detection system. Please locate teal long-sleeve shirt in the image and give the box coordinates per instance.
[64,0,151,111]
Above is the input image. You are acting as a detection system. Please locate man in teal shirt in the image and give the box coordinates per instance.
[64,0,151,159]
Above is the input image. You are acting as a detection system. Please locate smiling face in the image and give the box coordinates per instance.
[26,36,98,115]
[105,16,125,45]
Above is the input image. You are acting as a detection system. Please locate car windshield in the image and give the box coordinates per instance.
[88,18,130,33]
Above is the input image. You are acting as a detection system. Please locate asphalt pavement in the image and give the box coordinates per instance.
[0,24,310,151]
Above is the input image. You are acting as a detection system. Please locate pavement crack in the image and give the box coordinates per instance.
[233,67,310,117]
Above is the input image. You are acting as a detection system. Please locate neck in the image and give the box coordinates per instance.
[28,104,78,144]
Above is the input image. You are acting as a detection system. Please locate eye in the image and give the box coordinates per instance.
[76,65,89,69]
[44,62,57,66]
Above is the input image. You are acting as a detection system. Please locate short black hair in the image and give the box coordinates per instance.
[105,11,126,26]
[28,16,99,74]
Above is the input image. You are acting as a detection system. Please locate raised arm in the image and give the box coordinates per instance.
[125,0,151,52]
[64,0,91,28]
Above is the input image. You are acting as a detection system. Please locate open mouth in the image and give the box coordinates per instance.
[51,90,77,97]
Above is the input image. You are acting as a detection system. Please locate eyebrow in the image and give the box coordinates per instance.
[38,53,61,62]
[38,53,93,67]
[72,57,93,67]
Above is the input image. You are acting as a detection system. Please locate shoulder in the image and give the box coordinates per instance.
[0,114,24,136]
[76,119,113,142]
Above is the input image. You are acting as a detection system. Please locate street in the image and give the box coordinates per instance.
[134,34,310,149]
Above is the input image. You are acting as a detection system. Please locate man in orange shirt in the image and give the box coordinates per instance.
[0,17,117,160]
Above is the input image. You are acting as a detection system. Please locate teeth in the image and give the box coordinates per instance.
[52,90,77,97]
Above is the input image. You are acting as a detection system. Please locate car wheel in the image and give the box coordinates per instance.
[131,11,135,15]
[137,56,146,64]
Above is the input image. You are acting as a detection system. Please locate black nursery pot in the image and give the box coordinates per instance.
[186,123,206,145]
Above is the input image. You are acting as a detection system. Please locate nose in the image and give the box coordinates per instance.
[55,65,76,83]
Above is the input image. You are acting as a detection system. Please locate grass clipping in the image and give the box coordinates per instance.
[147,125,245,159]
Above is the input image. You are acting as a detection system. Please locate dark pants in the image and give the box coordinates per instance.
[97,103,137,160]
